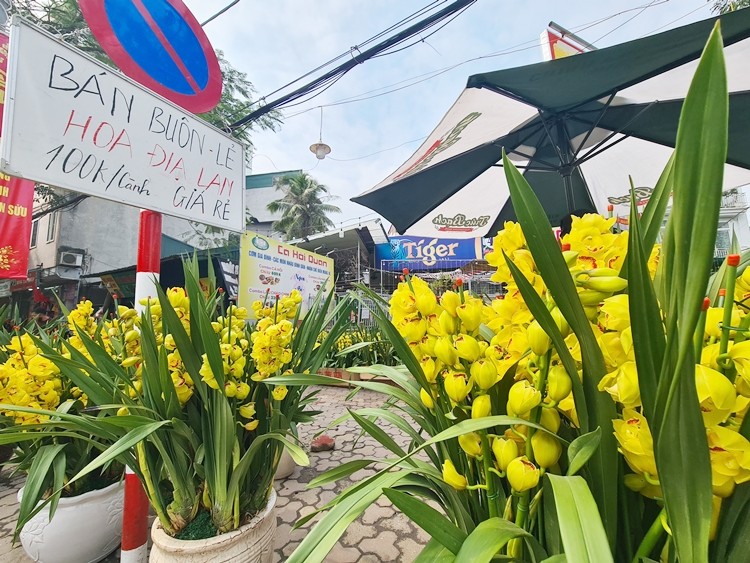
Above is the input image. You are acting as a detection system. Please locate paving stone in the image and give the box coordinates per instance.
[326,543,363,563]
[360,530,400,561]
[375,495,394,508]
[362,503,396,525]
[381,511,414,535]
[279,500,303,523]
[341,520,378,546]
[398,536,427,561]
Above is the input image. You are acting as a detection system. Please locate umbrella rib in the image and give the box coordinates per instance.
[491,123,562,170]
[572,93,616,157]
[536,110,566,164]
[491,163,557,172]
[568,101,658,166]
[574,133,632,167]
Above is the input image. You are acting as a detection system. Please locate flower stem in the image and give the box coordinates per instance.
[694,300,709,360]
[719,259,739,376]
[480,431,500,518]
[137,442,174,536]
[632,508,666,563]
[509,492,530,558]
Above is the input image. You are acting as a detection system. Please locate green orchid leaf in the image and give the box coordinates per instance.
[307,459,376,488]
[349,409,409,459]
[502,149,618,545]
[15,443,66,538]
[651,22,727,563]
[626,201,663,422]
[546,474,613,563]
[454,517,529,563]
[566,427,602,477]
[383,488,467,555]
[414,539,457,563]
[504,252,588,430]
[286,471,409,563]
[711,482,750,563]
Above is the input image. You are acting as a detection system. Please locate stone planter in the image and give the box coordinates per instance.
[18,480,124,563]
[149,488,277,563]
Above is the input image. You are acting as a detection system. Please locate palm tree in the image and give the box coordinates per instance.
[267,173,341,240]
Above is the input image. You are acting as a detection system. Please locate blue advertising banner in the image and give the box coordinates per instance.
[375,236,484,271]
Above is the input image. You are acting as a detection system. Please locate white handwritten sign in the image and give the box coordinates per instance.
[0,18,245,231]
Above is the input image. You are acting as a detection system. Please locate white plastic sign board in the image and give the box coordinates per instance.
[0,17,245,231]
[238,231,334,318]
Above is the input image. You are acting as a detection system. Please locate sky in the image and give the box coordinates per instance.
[182,0,719,230]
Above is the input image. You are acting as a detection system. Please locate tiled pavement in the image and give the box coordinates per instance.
[0,387,430,562]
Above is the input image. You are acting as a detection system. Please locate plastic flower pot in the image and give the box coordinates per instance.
[274,448,296,480]
[17,480,124,563]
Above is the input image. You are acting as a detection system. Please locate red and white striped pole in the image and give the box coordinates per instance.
[121,209,162,562]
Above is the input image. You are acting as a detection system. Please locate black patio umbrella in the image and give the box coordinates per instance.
[352,10,750,238]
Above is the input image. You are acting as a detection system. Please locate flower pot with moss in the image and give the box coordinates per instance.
[149,489,276,563]
[0,260,350,563]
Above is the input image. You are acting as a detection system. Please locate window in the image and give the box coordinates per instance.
[46,212,57,243]
[30,219,39,248]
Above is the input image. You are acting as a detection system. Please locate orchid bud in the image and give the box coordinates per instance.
[507,380,541,417]
[492,437,518,471]
[455,334,481,362]
[506,456,540,492]
[442,459,467,491]
[458,432,482,458]
[531,431,562,469]
[547,365,573,402]
[527,321,551,356]
[443,371,471,403]
[471,395,492,419]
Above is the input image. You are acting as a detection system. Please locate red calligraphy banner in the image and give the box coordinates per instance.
[0,174,35,279]
[0,32,34,280]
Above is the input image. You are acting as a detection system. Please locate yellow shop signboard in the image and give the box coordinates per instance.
[238,231,333,317]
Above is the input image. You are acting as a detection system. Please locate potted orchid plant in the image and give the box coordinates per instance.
[0,258,349,562]
[280,21,750,563]
[0,300,125,563]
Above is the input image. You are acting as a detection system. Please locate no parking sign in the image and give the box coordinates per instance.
[78,0,223,113]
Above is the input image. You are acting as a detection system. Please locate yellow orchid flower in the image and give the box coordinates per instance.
[442,459,468,491]
[695,364,736,427]
[506,456,540,492]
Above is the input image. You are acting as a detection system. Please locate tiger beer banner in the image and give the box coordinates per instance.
[0,173,34,279]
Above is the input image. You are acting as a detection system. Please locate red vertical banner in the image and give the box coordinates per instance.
[0,32,8,136]
[0,174,34,279]
[0,32,34,281]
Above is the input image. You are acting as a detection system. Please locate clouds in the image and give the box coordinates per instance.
[185,0,715,225]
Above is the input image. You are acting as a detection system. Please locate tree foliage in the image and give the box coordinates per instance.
[710,0,750,13]
[267,172,341,240]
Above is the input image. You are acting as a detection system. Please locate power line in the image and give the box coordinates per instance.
[228,0,478,129]
[271,0,692,123]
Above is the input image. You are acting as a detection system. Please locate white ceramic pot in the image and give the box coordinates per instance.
[274,448,296,480]
[18,480,124,563]
[149,488,277,563]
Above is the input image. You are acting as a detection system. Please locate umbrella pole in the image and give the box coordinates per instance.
[562,168,575,212]
[556,121,576,212]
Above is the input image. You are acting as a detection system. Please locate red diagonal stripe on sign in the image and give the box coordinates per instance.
[131,0,201,95]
